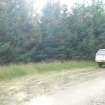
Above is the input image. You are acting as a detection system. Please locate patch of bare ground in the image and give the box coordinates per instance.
[0,68,105,105]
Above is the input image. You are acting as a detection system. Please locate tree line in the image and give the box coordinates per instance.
[0,0,105,64]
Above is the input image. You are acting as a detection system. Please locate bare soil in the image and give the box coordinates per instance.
[1,68,105,105]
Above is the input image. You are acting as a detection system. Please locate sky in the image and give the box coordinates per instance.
[34,0,94,13]
[34,0,76,13]
[28,0,105,14]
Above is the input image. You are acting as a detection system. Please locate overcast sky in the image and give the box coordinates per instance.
[35,0,75,11]
[34,0,94,13]
[29,0,105,14]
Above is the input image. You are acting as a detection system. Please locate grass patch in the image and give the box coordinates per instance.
[0,61,97,81]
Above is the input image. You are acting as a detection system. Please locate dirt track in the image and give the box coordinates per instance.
[23,68,105,105]
[1,68,105,105]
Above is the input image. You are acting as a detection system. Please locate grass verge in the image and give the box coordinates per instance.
[0,61,97,81]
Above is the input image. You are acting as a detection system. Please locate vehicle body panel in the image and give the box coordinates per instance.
[95,49,105,63]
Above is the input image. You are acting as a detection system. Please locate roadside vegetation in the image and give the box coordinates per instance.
[0,0,105,63]
[0,61,96,81]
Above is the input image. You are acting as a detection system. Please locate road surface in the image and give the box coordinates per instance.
[1,68,105,105]
[23,69,105,105]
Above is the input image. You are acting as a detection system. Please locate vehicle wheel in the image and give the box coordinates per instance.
[98,63,103,67]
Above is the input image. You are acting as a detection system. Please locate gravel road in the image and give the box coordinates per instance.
[23,69,105,105]
[1,68,105,105]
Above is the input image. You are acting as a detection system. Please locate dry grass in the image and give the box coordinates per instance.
[0,61,96,81]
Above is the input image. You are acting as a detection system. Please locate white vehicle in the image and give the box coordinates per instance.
[95,49,105,67]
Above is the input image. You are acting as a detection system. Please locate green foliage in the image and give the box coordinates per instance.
[0,0,105,63]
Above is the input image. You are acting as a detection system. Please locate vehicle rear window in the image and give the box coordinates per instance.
[97,50,105,55]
